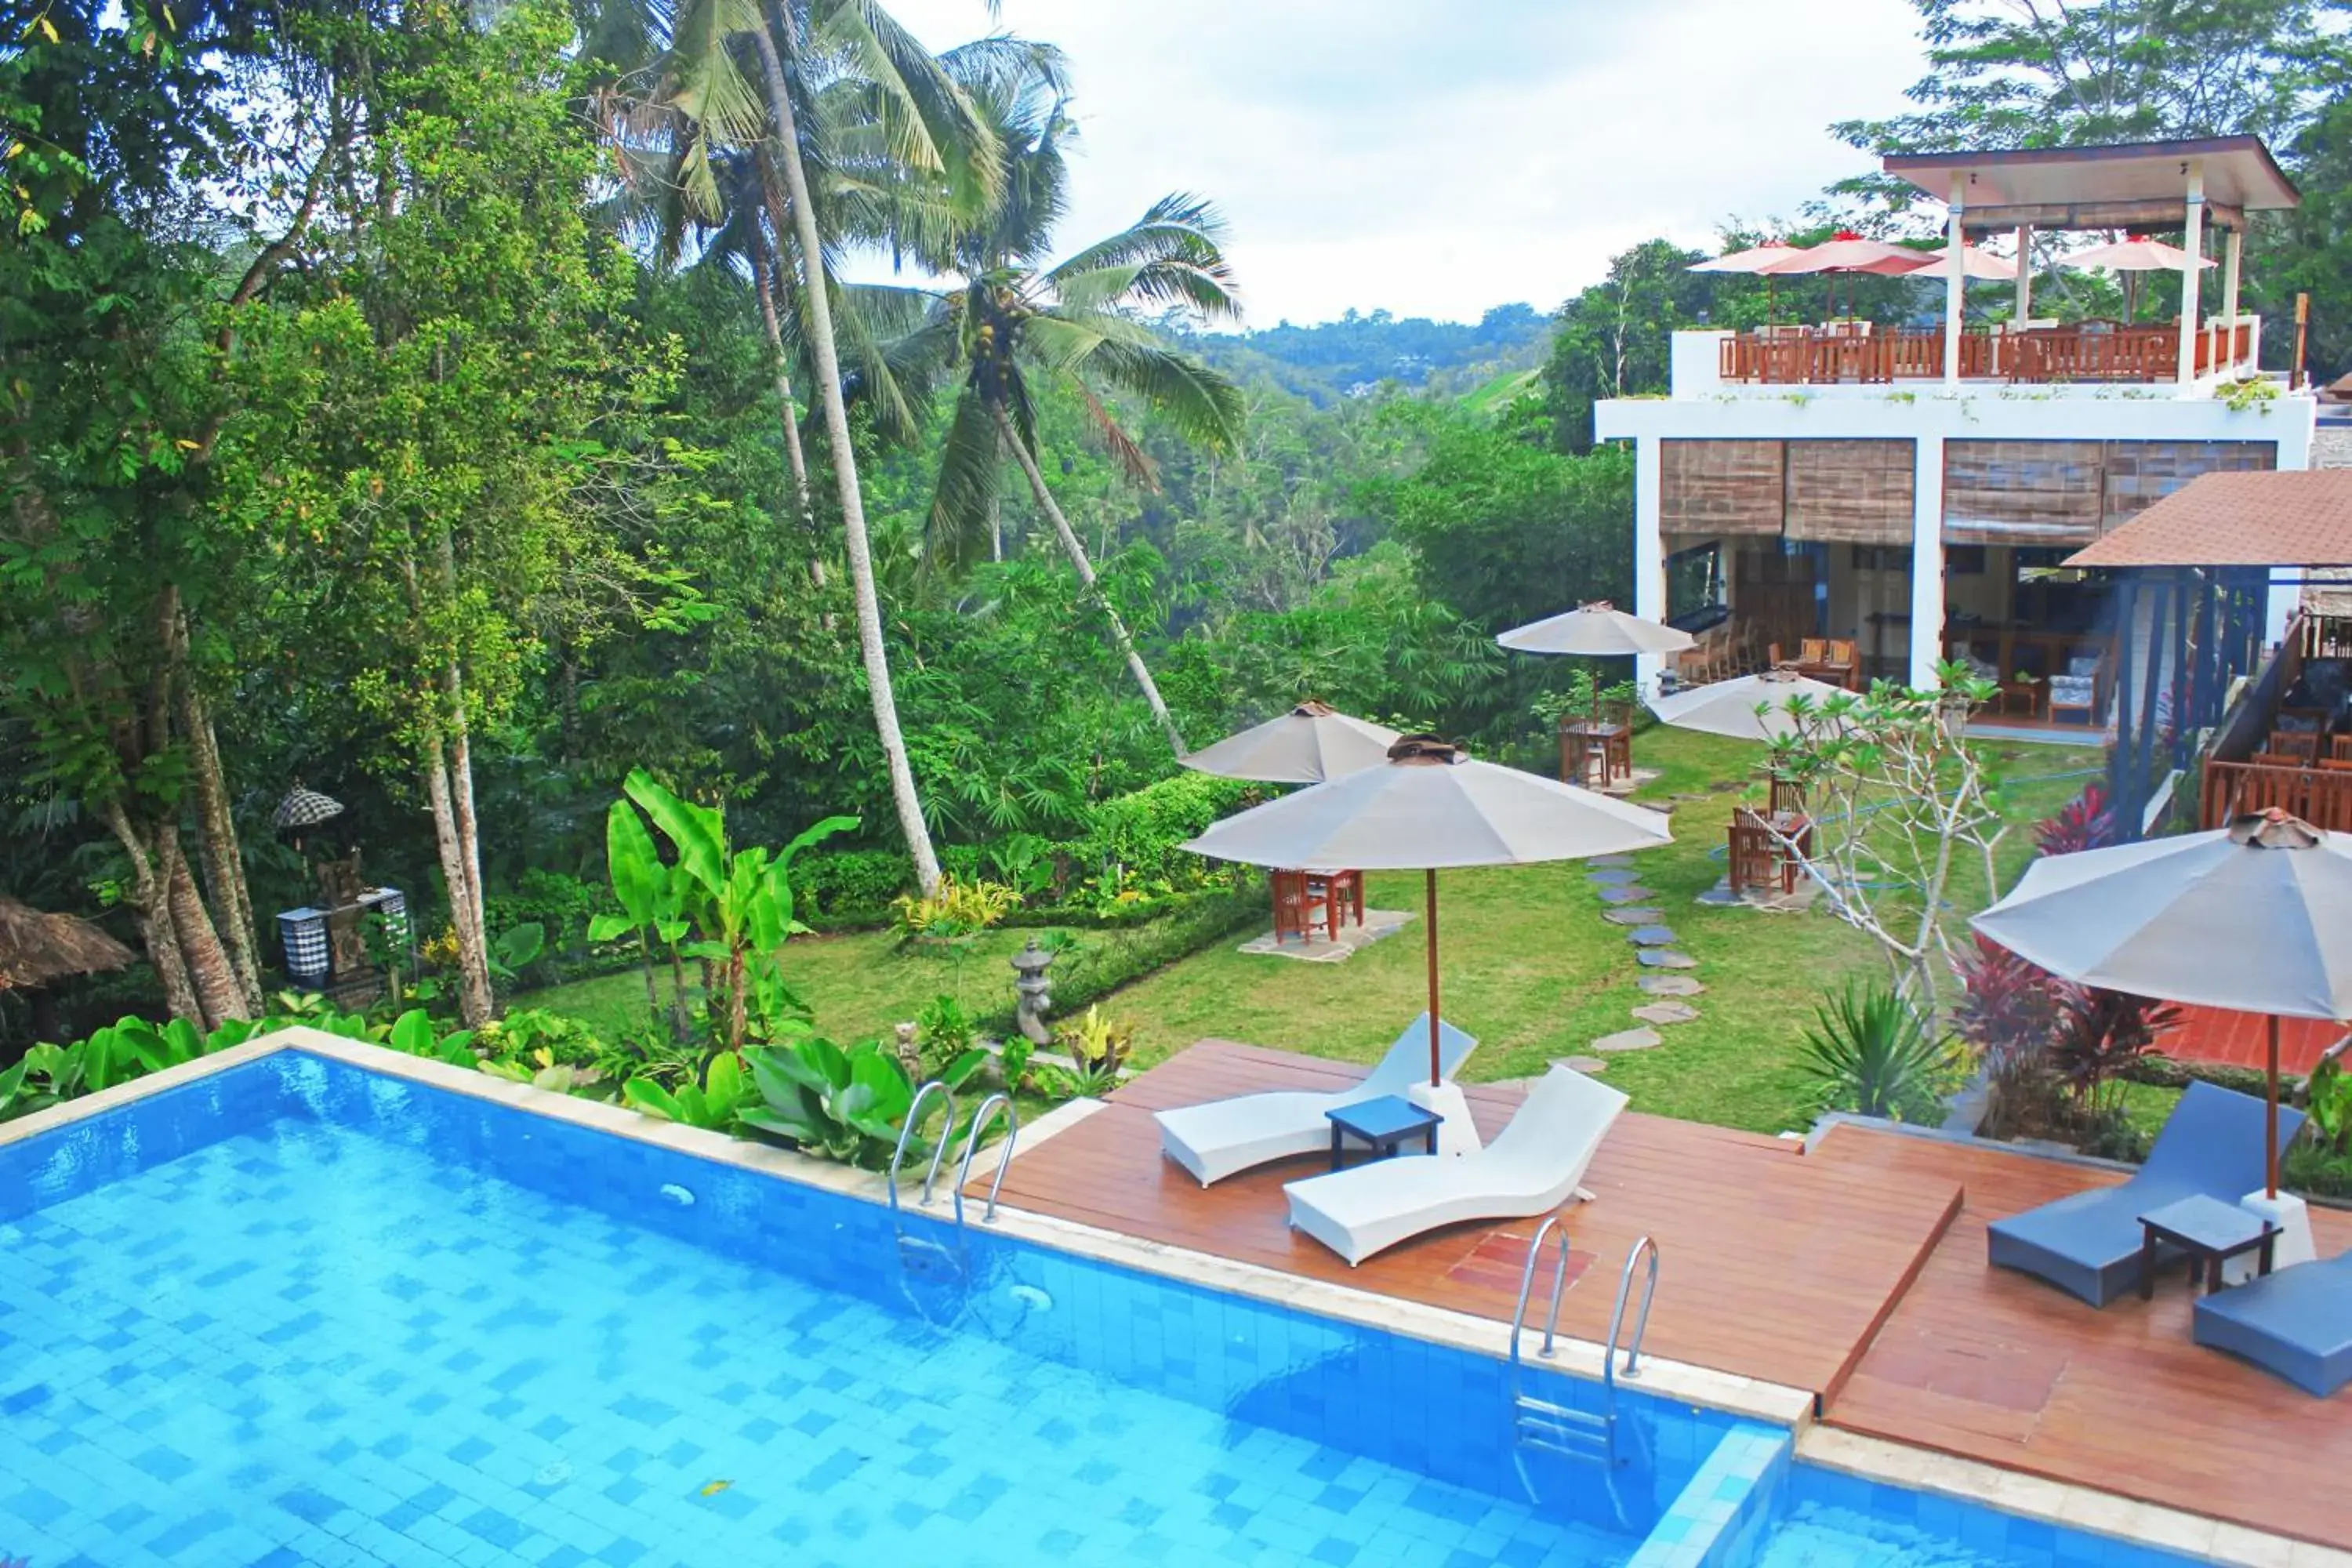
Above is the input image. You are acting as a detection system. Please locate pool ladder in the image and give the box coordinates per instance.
[1507,1221,1660,1485]
[886,1081,1022,1277]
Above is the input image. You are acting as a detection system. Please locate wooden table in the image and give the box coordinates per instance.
[1270,867,1364,945]
[1325,1094,1443,1170]
[2138,1195,2277,1299]
[1998,677,2044,720]
[1560,720,1632,789]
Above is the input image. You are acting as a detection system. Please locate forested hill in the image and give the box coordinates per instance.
[1179,303,1552,405]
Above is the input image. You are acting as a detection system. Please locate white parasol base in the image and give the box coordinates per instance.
[2235,1190,2316,1279]
[1406,1080,1483,1157]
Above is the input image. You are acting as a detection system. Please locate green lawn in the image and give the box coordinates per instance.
[522,726,2104,1139]
[1104,727,2103,1135]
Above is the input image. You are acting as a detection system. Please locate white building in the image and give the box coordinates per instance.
[1595,136,2319,722]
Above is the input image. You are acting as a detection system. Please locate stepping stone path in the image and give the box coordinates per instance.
[1600,907,1666,927]
[1632,1000,1701,1026]
[1637,974,1705,997]
[1635,948,1699,970]
[1694,886,1743,908]
[1587,869,1640,885]
[1591,1026,1663,1054]
[1590,855,1635,867]
[1598,885,1655,906]
[1558,1056,1610,1074]
[1626,925,1679,946]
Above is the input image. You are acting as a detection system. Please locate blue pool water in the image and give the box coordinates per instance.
[0,1051,2221,1568]
[1,1054,1714,1567]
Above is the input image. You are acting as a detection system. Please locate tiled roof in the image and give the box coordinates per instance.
[2064,469,2352,568]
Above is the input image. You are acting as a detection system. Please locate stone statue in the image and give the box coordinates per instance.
[1010,939,1057,1046]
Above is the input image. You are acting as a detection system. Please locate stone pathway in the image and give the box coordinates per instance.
[1637,974,1704,997]
[1566,841,1710,1063]
[1235,909,1414,963]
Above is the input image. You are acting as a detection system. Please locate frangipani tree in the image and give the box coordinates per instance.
[1762,663,2009,1029]
[903,77,1245,757]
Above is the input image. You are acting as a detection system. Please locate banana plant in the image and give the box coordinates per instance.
[589,794,693,1034]
[607,768,856,1052]
[739,1030,988,1168]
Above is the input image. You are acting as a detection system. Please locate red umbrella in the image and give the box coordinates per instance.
[1687,239,1802,325]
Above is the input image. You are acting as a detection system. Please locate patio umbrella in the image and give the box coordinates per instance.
[1646,670,1848,743]
[1904,243,2017,281]
[1184,737,1672,1098]
[1495,600,1695,657]
[1759,231,1933,321]
[2058,238,2215,274]
[1180,700,1400,785]
[1969,810,2352,1200]
[1687,240,1801,322]
[0,895,135,992]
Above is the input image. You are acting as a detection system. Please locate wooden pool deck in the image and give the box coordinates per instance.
[982,1040,2352,1554]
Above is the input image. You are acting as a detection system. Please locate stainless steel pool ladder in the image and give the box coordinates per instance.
[887,1080,1022,1230]
[1506,1221,1662,1472]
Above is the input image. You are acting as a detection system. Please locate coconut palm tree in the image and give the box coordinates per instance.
[906,81,1245,757]
[600,0,1006,894]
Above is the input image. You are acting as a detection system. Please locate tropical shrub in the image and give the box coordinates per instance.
[2033,782,2117,858]
[739,1033,983,1168]
[2047,987,2181,1119]
[790,848,917,919]
[622,1051,756,1131]
[1798,982,1954,1123]
[915,994,978,1080]
[483,869,616,963]
[2308,1054,2352,1155]
[890,876,1021,941]
[1073,773,1255,891]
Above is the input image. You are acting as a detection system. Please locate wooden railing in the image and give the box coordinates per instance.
[1719,320,2257,386]
[2199,759,2352,832]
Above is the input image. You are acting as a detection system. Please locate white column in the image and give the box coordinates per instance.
[2176,160,2205,391]
[1944,176,1966,389]
[1910,435,1946,691]
[2221,226,2244,372]
[2013,223,2033,321]
[1632,436,1666,693]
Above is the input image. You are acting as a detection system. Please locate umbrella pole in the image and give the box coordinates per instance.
[1425,868,1441,1087]
[2267,1013,2281,1201]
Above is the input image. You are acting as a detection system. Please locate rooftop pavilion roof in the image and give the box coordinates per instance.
[1884,135,2300,234]
[2067,470,2352,569]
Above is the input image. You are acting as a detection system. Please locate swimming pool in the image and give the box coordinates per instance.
[0,1045,2224,1568]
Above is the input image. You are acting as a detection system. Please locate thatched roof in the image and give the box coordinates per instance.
[0,895,137,990]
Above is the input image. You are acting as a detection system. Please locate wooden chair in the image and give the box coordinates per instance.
[1824,638,1861,689]
[2268,731,2321,761]
[2334,736,2352,762]
[1270,869,1332,945]
[1769,775,1807,818]
[2321,757,2352,773]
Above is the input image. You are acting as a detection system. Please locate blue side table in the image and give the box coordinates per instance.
[1325,1094,1444,1171]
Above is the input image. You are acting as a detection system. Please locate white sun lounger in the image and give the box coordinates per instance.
[1153,1014,1476,1186]
[1283,1065,1628,1265]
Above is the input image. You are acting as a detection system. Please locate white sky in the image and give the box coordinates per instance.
[873,0,1930,327]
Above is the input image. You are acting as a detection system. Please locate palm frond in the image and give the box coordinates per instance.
[1042,194,1239,322]
[812,0,1003,206]
[663,0,772,150]
[1075,337,1244,456]
[1065,373,1155,488]
[924,387,1007,567]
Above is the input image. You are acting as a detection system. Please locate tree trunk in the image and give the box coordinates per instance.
[993,403,1189,757]
[100,801,206,1026]
[422,725,495,1029]
[162,829,249,1030]
[753,249,815,533]
[752,13,942,895]
[179,677,264,1013]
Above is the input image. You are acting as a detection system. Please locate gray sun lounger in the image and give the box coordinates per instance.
[2194,1249,2352,1396]
[1985,1081,2307,1308]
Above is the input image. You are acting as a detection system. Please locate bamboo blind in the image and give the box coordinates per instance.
[2100,441,2275,533]
[1661,440,1784,536]
[1941,441,2105,546]
[1783,441,1915,544]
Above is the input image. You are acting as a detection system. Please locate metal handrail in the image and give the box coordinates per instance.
[955,1093,1021,1225]
[887,1080,958,1215]
[1604,1236,1661,1388]
[1508,1215,1577,1369]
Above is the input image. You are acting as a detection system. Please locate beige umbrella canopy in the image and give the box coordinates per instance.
[0,895,136,992]
[1687,240,1802,274]
[1904,243,2018,281]
[1181,701,1401,786]
[2060,238,2215,273]
[1185,737,1672,1084]
[1495,601,1695,658]
[1646,670,1848,743]
[1971,811,2352,1200]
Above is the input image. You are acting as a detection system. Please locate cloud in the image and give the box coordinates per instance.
[876,0,1929,325]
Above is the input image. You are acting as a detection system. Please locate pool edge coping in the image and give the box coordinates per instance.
[12,1028,2342,1567]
